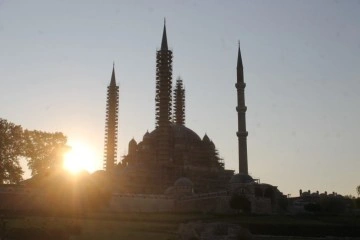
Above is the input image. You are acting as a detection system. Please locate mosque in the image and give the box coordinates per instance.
[102,22,286,213]
[103,23,234,194]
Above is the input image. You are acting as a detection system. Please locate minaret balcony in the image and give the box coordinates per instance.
[236,106,247,112]
[235,83,246,89]
[237,131,248,137]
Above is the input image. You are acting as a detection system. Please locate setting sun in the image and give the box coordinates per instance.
[63,141,97,174]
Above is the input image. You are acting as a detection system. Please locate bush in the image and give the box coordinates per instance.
[304,203,322,212]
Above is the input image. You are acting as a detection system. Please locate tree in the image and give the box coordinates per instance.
[357,185,360,197]
[304,202,322,212]
[319,196,346,214]
[0,119,24,183]
[0,118,69,182]
[23,130,68,176]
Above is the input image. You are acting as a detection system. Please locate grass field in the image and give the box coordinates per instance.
[1,213,359,239]
[2,213,214,240]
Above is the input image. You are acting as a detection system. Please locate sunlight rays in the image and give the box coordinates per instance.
[63,141,97,174]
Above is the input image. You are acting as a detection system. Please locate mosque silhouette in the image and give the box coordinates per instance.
[100,22,285,215]
[102,21,258,194]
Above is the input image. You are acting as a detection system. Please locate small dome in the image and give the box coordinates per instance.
[143,130,150,140]
[128,138,137,153]
[174,177,193,187]
[202,134,211,143]
[129,138,137,145]
[229,173,254,184]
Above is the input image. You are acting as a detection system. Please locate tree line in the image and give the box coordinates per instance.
[0,118,68,184]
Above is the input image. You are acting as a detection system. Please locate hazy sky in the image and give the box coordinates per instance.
[1,0,359,196]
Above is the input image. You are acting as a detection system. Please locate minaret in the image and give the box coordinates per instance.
[155,20,173,163]
[103,64,119,171]
[236,42,249,174]
[173,77,185,126]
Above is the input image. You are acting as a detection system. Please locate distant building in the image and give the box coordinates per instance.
[288,189,351,214]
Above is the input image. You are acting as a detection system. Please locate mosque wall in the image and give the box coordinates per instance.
[109,194,175,212]
[176,196,233,214]
[249,196,272,214]
[108,192,234,214]
[0,185,275,215]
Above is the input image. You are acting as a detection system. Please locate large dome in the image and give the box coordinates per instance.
[229,173,254,184]
[149,124,202,143]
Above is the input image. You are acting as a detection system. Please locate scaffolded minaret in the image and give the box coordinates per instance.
[103,65,119,172]
[236,43,249,174]
[173,77,185,126]
[155,21,173,163]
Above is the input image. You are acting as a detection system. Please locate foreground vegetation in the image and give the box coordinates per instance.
[0,118,68,184]
[1,212,359,239]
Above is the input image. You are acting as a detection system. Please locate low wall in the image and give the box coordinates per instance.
[109,192,233,213]
[109,194,175,212]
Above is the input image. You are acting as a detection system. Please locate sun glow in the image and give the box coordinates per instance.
[63,141,97,174]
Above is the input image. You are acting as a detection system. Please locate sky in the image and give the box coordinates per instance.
[1,0,359,197]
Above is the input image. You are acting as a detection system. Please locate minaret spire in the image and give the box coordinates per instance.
[110,62,116,86]
[104,64,119,172]
[236,42,248,174]
[237,41,243,68]
[161,19,168,50]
